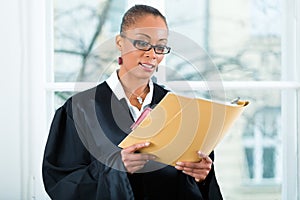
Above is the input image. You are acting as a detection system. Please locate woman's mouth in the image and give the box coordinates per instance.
[139,63,155,71]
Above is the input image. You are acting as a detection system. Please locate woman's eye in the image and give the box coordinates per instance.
[136,40,149,47]
[156,46,166,51]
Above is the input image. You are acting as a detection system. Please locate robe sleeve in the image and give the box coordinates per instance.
[42,102,134,200]
[197,151,223,200]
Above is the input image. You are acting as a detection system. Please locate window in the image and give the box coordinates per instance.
[53,0,125,82]
[50,0,126,110]
[33,0,299,199]
[165,2,284,198]
[243,107,281,183]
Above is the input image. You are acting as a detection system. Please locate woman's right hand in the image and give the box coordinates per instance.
[120,142,156,174]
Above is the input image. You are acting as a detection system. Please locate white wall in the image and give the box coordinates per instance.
[0,0,22,199]
[0,0,49,199]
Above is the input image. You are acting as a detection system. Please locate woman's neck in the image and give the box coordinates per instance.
[117,70,149,94]
[117,70,150,110]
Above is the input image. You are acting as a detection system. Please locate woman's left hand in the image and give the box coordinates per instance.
[174,151,212,182]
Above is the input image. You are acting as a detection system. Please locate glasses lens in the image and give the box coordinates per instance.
[132,39,170,54]
[134,40,151,51]
[155,46,168,54]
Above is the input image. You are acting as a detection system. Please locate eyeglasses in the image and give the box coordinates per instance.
[121,34,171,55]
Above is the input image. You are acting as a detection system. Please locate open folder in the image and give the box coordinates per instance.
[118,93,249,166]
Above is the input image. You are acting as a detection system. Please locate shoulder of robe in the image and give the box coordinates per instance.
[153,82,170,96]
[59,82,109,112]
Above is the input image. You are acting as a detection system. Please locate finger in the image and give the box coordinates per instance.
[123,153,156,163]
[197,151,212,164]
[175,161,211,172]
[175,162,211,182]
[176,164,202,174]
[124,159,149,169]
[121,150,156,170]
[182,169,210,182]
[197,151,208,158]
[123,142,151,153]
[175,161,202,170]
[174,152,211,170]
[127,164,146,174]
[123,157,150,174]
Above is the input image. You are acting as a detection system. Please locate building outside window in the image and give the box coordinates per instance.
[243,107,281,183]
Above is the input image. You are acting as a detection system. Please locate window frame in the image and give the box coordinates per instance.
[281,0,300,199]
[21,0,300,199]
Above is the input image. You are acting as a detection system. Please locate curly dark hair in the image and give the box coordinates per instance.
[120,4,168,33]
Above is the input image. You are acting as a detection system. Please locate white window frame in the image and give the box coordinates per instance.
[20,0,300,199]
[281,0,300,199]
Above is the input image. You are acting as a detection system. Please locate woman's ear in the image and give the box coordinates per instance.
[115,35,123,51]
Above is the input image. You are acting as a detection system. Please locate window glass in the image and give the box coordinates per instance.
[263,147,276,178]
[50,0,286,199]
[53,0,125,82]
[214,90,281,199]
[245,148,254,179]
[165,0,281,81]
[54,91,75,109]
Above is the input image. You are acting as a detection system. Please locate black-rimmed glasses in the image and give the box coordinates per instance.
[121,34,171,55]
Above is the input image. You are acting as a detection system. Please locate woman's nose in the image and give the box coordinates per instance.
[144,47,157,59]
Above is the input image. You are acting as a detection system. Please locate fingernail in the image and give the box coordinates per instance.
[198,151,206,157]
[176,162,183,165]
[145,142,150,146]
[151,155,157,159]
[174,165,180,170]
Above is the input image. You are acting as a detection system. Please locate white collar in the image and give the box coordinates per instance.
[106,70,154,107]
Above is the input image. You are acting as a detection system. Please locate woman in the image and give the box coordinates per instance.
[42,5,223,200]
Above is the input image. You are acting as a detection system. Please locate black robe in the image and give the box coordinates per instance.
[42,82,223,200]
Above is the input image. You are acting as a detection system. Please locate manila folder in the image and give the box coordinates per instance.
[118,93,249,166]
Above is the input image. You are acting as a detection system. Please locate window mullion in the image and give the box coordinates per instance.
[297,90,300,200]
[296,0,300,197]
[164,81,300,91]
[281,0,299,199]
[46,81,300,93]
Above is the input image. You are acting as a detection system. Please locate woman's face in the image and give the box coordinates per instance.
[116,15,169,80]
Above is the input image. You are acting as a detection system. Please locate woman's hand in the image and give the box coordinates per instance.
[121,142,156,174]
[175,151,212,182]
